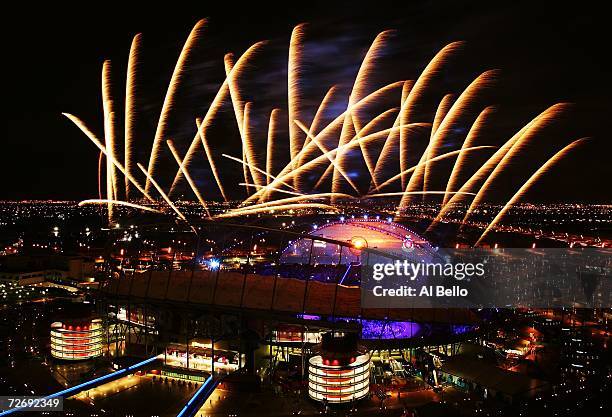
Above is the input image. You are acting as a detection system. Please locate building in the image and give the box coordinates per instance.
[308,333,371,404]
[50,318,104,360]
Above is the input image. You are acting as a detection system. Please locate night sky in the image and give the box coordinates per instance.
[2,1,609,202]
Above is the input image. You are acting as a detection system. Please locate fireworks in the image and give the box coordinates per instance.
[64,20,585,246]
[145,19,208,195]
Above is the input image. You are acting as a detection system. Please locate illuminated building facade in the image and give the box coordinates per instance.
[308,333,371,403]
[50,318,103,360]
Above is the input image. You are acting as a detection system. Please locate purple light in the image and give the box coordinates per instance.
[360,320,421,340]
[298,314,321,321]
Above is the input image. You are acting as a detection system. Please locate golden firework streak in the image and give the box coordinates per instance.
[216,203,339,219]
[125,33,142,200]
[427,103,569,232]
[266,108,281,186]
[460,103,569,227]
[195,118,228,201]
[137,163,187,221]
[224,54,257,193]
[245,81,405,205]
[375,146,496,191]
[228,193,354,214]
[294,120,360,192]
[297,86,338,170]
[399,42,464,190]
[288,24,307,172]
[166,139,211,217]
[168,42,267,196]
[332,31,394,199]
[222,154,295,190]
[370,80,414,190]
[79,199,162,213]
[98,151,104,200]
[399,70,497,210]
[102,61,118,220]
[63,113,153,202]
[312,107,398,191]
[442,106,495,205]
[475,138,587,245]
[423,93,455,193]
[145,19,207,194]
[243,102,265,186]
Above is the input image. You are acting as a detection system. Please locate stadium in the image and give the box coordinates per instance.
[98,216,480,403]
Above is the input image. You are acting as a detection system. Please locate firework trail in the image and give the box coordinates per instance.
[398,94,453,209]
[63,113,153,201]
[195,118,228,201]
[332,30,394,199]
[145,19,207,194]
[375,146,496,191]
[398,41,464,189]
[294,119,360,192]
[427,103,569,232]
[228,193,354,215]
[223,53,257,193]
[166,139,211,217]
[295,86,338,191]
[70,24,584,233]
[475,138,587,245]
[401,93,454,206]
[370,80,413,190]
[102,61,118,220]
[79,199,162,213]
[399,70,497,210]
[124,33,142,201]
[168,42,266,196]
[137,163,187,222]
[288,23,307,180]
[217,203,339,218]
[222,154,295,191]
[98,151,104,200]
[243,102,265,186]
[366,191,477,198]
[240,183,304,197]
[442,106,495,205]
[242,81,405,206]
[312,106,398,191]
[248,121,431,204]
[423,93,455,193]
[460,103,569,227]
[266,108,281,186]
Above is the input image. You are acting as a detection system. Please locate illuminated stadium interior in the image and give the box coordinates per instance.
[281,218,436,265]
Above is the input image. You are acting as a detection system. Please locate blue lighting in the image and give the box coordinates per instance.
[338,264,353,286]
[0,356,159,416]
[176,375,216,417]
[208,259,220,270]
[340,216,345,222]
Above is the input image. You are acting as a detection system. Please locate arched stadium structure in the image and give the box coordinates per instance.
[100,219,479,349]
[281,218,437,265]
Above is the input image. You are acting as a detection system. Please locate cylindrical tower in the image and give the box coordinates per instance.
[308,332,371,403]
[50,318,104,360]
